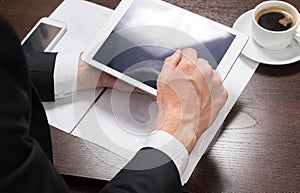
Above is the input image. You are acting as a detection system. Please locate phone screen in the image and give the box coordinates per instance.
[22,23,62,51]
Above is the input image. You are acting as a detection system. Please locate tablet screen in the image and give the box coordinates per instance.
[92,0,235,89]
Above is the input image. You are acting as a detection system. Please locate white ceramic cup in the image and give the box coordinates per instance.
[252,1,300,50]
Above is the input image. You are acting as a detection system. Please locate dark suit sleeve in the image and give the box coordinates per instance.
[24,51,57,102]
[0,15,69,193]
[101,147,183,193]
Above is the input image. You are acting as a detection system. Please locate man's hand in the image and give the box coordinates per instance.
[77,53,142,93]
[154,48,228,153]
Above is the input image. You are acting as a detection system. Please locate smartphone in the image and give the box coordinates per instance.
[21,17,67,52]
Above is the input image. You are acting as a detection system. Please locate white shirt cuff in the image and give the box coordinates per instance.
[144,130,188,185]
[54,53,80,98]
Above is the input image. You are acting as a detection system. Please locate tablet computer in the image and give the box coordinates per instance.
[83,0,248,96]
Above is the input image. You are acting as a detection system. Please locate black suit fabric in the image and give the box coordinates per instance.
[0,15,182,193]
[25,51,57,102]
[0,15,69,192]
[25,51,57,161]
[101,147,182,193]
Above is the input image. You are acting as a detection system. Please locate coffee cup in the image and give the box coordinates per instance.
[252,1,300,50]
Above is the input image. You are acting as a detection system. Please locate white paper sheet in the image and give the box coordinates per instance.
[43,0,112,133]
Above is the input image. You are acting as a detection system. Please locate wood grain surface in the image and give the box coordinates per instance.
[1,0,299,192]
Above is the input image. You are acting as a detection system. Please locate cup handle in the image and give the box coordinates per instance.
[294,13,300,44]
[294,31,300,44]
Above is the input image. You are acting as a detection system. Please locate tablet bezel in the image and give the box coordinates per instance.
[82,0,248,96]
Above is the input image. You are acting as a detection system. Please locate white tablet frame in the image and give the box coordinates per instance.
[82,0,248,96]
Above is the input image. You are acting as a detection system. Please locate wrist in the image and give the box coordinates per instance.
[153,109,198,154]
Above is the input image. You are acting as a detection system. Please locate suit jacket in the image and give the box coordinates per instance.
[0,15,182,193]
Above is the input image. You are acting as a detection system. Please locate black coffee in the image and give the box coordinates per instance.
[256,8,294,31]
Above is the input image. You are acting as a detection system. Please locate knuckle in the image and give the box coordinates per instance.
[197,59,212,75]
[157,81,165,90]
[197,58,210,69]
[180,58,195,72]
[185,59,195,68]
[201,65,213,77]
[197,58,208,64]
[215,76,222,86]
[164,56,173,64]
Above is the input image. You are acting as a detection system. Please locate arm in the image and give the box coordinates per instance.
[100,49,227,192]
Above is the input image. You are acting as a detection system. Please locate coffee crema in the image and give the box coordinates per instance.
[255,7,295,31]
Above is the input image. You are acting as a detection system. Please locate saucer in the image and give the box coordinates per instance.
[233,10,300,65]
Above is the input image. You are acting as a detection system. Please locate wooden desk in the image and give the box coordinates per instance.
[1,0,299,192]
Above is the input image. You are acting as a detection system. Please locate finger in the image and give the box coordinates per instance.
[160,49,182,75]
[165,49,182,67]
[98,71,115,88]
[196,58,213,75]
[177,48,198,71]
[194,58,215,86]
[133,87,151,96]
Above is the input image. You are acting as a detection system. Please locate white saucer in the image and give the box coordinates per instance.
[233,10,300,65]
